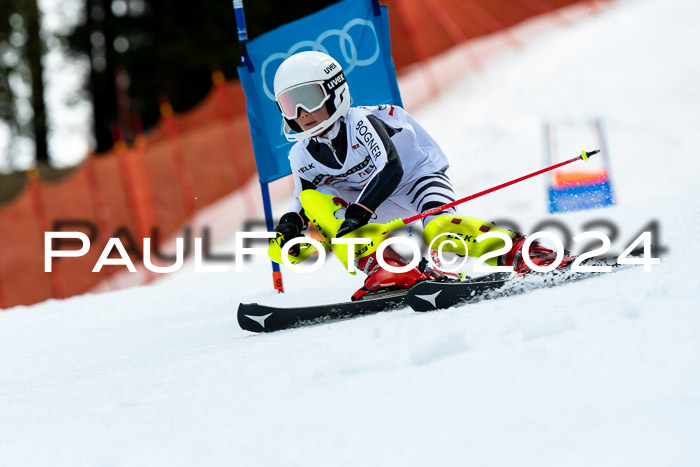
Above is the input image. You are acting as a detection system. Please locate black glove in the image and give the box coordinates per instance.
[274,212,305,256]
[336,203,373,238]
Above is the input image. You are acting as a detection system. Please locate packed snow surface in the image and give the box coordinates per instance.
[2,0,699,465]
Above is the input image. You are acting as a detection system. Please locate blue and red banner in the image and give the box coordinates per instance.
[548,170,615,213]
[545,119,616,213]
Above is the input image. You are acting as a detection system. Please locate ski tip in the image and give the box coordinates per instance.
[237,303,271,333]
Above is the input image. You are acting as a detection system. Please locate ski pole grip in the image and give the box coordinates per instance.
[581,149,600,161]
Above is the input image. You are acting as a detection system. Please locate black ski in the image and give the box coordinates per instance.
[237,274,507,333]
[405,249,645,312]
[238,289,410,333]
[404,272,511,311]
[239,249,649,331]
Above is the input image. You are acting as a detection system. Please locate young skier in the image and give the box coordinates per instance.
[268,51,566,300]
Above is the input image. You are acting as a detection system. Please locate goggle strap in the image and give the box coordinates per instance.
[323,71,346,94]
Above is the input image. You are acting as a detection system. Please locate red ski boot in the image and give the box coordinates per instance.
[499,234,574,274]
[418,249,468,282]
[351,246,429,301]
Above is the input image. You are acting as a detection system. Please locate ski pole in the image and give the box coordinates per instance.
[345,150,599,250]
[401,149,599,225]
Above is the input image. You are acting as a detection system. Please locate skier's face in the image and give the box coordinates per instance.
[295,106,330,131]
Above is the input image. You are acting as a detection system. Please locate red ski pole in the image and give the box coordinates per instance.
[338,150,598,263]
[401,149,599,225]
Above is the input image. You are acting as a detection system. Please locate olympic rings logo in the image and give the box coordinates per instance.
[260,18,381,101]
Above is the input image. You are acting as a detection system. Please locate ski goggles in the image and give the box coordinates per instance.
[276,71,346,119]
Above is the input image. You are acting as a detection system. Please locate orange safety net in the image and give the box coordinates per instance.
[383,0,585,70]
[0,0,589,308]
[0,81,256,308]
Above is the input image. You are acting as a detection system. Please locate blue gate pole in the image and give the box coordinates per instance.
[260,182,284,292]
[232,0,284,292]
[233,0,252,72]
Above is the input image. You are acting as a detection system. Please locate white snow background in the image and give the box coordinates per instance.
[2,0,700,465]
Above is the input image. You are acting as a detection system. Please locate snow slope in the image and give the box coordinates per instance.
[2,0,699,465]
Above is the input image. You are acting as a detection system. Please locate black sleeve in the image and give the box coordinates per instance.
[292,177,315,227]
[300,177,316,191]
[355,114,404,212]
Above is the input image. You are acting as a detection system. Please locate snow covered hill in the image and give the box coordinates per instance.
[2,0,699,465]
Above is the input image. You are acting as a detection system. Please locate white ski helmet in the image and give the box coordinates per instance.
[273,51,351,142]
